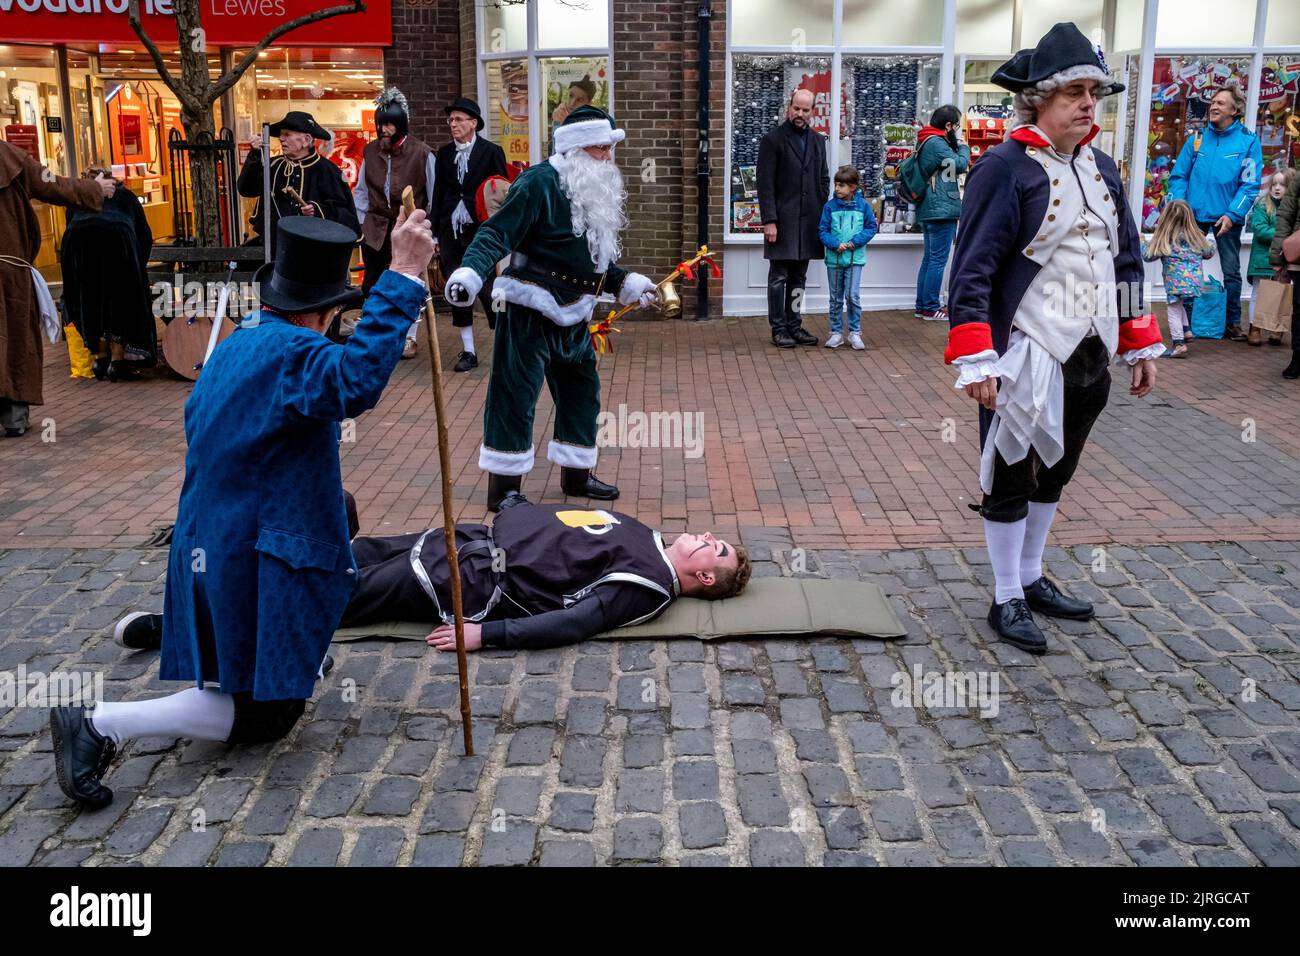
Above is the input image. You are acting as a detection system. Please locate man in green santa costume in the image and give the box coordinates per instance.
[445,105,657,511]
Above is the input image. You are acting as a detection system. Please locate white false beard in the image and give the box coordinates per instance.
[555,148,627,272]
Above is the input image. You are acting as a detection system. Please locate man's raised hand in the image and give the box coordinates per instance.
[389,207,436,280]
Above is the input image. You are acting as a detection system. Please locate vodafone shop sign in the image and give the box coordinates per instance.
[0,0,393,46]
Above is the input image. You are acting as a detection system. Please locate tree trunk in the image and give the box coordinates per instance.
[182,109,224,250]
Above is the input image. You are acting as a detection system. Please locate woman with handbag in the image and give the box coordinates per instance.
[1246,171,1290,346]
[1269,169,1300,380]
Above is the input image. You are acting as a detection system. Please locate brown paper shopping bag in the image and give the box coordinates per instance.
[1252,279,1293,335]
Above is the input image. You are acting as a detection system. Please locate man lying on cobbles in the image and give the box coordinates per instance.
[56,498,749,809]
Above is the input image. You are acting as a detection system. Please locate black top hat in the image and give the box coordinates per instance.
[445,97,485,131]
[254,217,363,315]
[268,110,331,141]
[992,22,1124,96]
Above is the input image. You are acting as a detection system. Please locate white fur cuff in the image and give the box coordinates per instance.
[554,119,627,155]
[478,443,535,475]
[547,440,598,468]
[446,266,482,304]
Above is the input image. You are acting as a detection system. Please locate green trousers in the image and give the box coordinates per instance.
[478,303,601,476]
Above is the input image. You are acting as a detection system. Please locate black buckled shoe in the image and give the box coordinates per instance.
[487,473,523,513]
[791,327,819,346]
[1023,575,1094,620]
[772,332,797,348]
[114,612,163,651]
[497,490,532,511]
[92,355,110,381]
[453,351,478,373]
[987,599,1047,654]
[560,467,619,501]
[50,706,117,810]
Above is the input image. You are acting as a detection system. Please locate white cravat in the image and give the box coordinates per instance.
[451,135,476,238]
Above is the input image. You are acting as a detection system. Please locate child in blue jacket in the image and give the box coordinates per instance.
[819,165,879,349]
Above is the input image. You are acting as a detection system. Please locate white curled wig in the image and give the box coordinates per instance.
[1011,64,1123,129]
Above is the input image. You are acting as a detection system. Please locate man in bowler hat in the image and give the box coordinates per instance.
[432,96,509,371]
[49,212,435,809]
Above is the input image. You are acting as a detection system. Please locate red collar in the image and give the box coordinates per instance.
[1010,124,1101,150]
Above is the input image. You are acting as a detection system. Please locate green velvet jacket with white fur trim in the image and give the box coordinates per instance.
[456,158,629,325]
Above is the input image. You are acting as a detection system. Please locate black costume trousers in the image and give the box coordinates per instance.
[339,526,501,627]
[440,237,498,330]
[981,336,1111,523]
[766,259,810,336]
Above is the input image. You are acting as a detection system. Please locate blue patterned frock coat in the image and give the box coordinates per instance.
[160,270,425,700]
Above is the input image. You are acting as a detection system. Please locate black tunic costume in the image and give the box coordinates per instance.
[237,150,359,257]
[60,185,156,362]
[339,503,680,649]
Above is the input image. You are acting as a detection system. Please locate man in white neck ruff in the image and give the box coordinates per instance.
[945,22,1163,655]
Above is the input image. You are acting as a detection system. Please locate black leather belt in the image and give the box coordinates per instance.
[510,252,606,295]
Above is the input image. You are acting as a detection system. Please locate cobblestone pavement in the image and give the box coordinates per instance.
[3,537,1299,867]
[3,308,1298,551]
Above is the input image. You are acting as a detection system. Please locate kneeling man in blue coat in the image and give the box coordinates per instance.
[50,213,436,809]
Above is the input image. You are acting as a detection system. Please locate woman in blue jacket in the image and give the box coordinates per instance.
[1166,82,1263,340]
[914,105,970,320]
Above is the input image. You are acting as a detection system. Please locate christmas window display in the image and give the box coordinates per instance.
[1257,57,1300,175]
[1141,55,1253,231]
[728,53,832,234]
[844,55,941,234]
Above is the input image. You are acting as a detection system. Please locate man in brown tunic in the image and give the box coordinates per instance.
[353,87,435,359]
[0,141,115,437]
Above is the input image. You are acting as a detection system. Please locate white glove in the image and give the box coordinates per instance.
[619,272,656,309]
[445,266,482,306]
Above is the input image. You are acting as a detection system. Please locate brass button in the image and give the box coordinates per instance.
[1048,214,1056,221]
[1026,248,1035,256]
[1038,234,1047,240]
[1027,147,1037,155]
[1052,179,1060,185]
[1053,199,1060,206]
[1095,174,1102,181]
[1102,193,1110,201]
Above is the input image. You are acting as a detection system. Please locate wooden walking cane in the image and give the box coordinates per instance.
[401,186,474,757]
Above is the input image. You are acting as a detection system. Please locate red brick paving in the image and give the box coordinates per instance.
[3,307,1298,551]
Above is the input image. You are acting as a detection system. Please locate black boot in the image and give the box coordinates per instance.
[986,599,1047,654]
[561,467,619,501]
[1023,576,1094,620]
[50,706,117,810]
[1284,357,1300,380]
[487,473,523,512]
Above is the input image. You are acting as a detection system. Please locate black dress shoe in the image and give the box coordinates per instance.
[105,361,140,382]
[92,355,110,381]
[1284,358,1300,380]
[487,473,523,512]
[560,467,619,500]
[790,327,818,346]
[1023,575,1094,620]
[114,612,163,651]
[772,333,797,348]
[320,655,335,678]
[3,426,27,438]
[987,599,1047,654]
[50,706,117,810]
[453,351,478,373]
[497,490,532,511]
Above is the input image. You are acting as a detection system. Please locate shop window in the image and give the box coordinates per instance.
[1141,55,1253,231]
[1265,4,1300,46]
[1155,1,1255,49]
[486,59,533,172]
[1021,0,1104,52]
[955,0,1013,56]
[1113,0,1145,52]
[539,56,610,157]
[731,0,835,48]
[728,53,831,233]
[537,0,609,49]
[483,1,528,53]
[842,0,944,47]
[1258,57,1300,174]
